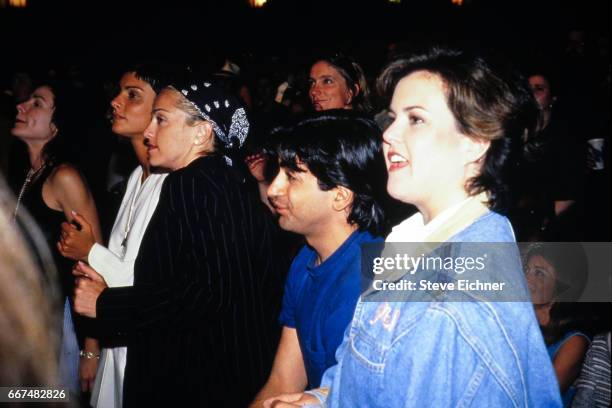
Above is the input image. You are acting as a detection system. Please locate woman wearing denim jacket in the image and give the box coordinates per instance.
[266,47,562,407]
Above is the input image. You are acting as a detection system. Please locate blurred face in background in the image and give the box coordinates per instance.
[308,61,353,111]
[528,75,553,110]
[12,86,57,143]
[525,254,557,305]
[110,72,156,138]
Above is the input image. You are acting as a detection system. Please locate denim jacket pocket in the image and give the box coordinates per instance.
[349,327,386,373]
[349,302,424,373]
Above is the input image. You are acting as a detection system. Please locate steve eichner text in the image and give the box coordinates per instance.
[372,279,506,292]
[372,254,487,275]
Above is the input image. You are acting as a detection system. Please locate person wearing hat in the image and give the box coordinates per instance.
[72,80,285,407]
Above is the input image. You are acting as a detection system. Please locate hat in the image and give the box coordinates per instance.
[174,80,249,152]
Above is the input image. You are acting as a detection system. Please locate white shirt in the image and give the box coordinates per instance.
[89,166,167,408]
[386,198,472,243]
[88,167,167,287]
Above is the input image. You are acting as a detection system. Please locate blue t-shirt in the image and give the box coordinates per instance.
[279,230,381,388]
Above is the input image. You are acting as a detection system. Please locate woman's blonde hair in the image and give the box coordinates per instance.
[167,86,221,152]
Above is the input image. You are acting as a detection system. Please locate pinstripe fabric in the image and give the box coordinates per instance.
[96,156,285,407]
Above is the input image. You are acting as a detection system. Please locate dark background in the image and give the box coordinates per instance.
[1,0,610,242]
[0,0,609,66]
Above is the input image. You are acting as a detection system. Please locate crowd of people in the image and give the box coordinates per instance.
[0,30,610,408]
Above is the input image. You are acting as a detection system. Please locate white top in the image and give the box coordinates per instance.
[88,167,167,287]
[386,198,472,243]
[89,166,167,408]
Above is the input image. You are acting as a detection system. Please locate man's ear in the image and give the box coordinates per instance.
[332,185,354,213]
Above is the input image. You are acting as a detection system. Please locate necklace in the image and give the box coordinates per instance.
[120,171,147,253]
[121,186,139,250]
[13,163,47,220]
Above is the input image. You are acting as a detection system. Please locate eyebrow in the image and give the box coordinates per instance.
[32,94,47,102]
[310,74,335,80]
[403,105,426,111]
[388,105,426,114]
[124,86,143,91]
[152,108,170,113]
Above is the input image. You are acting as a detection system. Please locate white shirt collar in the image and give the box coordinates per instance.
[386,197,472,243]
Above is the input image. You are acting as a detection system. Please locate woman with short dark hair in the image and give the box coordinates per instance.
[58,65,167,408]
[267,47,561,407]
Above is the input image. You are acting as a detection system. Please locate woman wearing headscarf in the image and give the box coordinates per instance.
[72,78,284,407]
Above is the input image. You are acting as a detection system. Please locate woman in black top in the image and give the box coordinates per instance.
[11,79,103,394]
[73,79,285,407]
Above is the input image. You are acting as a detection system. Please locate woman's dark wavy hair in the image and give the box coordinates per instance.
[377,47,539,213]
[275,109,387,235]
[311,52,373,114]
[522,242,590,344]
[36,78,82,167]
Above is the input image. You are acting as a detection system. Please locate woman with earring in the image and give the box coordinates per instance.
[57,66,167,408]
[11,78,102,396]
[72,79,284,407]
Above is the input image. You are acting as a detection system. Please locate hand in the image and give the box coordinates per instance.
[73,262,108,318]
[79,355,99,392]
[275,81,290,103]
[245,153,267,182]
[263,393,319,408]
[57,211,95,261]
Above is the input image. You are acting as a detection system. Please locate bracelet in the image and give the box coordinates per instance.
[79,350,100,360]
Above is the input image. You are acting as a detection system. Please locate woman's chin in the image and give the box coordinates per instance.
[387,185,416,205]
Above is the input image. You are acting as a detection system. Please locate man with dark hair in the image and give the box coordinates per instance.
[250,110,387,407]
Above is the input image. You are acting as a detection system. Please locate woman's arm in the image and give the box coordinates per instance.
[79,337,100,392]
[45,163,102,243]
[552,334,589,392]
[45,164,103,392]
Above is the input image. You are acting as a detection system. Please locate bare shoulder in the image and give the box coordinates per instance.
[555,334,590,364]
[49,163,85,187]
[44,163,90,208]
[560,334,590,353]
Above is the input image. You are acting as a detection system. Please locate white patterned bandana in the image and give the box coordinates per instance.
[174,80,249,152]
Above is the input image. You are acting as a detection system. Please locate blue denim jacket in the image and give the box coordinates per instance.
[310,212,562,407]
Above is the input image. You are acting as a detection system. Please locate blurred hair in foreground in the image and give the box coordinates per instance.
[0,174,61,389]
